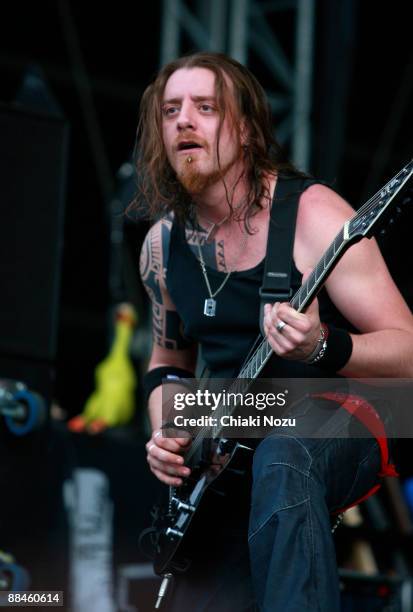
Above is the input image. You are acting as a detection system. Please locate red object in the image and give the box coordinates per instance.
[377,584,390,598]
[67,415,87,432]
[312,391,398,514]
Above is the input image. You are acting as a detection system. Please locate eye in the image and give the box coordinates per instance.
[199,103,215,113]
[163,106,179,117]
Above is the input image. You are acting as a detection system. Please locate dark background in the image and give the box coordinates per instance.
[1,0,412,417]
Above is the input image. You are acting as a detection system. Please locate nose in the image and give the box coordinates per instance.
[177,102,196,131]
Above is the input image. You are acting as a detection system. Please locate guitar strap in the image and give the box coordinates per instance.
[258,175,319,336]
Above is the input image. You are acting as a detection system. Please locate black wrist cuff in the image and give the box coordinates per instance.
[317,325,353,373]
[142,366,194,404]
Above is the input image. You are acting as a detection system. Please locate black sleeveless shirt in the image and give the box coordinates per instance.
[166,178,353,378]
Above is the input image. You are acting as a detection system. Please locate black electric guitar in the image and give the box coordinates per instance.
[151,160,413,584]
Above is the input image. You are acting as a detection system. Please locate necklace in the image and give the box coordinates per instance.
[198,214,229,243]
[196,197,247,243]
[195,227,248,317]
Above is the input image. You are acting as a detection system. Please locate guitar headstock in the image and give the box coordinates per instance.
[347,159,413,242]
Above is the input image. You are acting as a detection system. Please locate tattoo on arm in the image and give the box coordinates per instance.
[140,218,193,349]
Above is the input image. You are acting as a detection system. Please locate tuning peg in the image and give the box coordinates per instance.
[396,206,402,214]
[402,197,412,205]
[389,218,395,225]
[380,229,387,236]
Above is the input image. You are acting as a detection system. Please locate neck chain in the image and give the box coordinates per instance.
[198,214,229,243]
[196,197,247,243]
[195,227,248,317]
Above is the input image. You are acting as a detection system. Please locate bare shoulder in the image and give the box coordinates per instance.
[294,183,355,269]
[299,182,354,215]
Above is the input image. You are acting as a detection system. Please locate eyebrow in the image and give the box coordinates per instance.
[162,95,216,105]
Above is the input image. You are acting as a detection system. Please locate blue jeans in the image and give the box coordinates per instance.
[168,399,386,611]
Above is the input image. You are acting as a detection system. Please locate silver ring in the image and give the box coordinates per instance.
[276,320,286,333]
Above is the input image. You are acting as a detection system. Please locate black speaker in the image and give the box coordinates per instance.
[0,103,68,364]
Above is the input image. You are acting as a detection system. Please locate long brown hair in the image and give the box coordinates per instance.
[131,52,303,228]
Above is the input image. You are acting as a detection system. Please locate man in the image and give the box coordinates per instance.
[135,52,413,611]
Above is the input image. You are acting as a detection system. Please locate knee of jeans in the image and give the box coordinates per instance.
[253,434,312,480]
[249,436,312,535]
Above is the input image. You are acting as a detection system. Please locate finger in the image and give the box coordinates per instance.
[153,436,184,453]
[175,436,192,448]
[147,443,185,466]
[267,332,296,355]
[151,466,183,487]
[153,429,192,449]
[277,304,311,333]
[264,303,279,330]
[265,306,304,339]
[264,303,272,317]
[274,325,306,346]
[149,456,191,478]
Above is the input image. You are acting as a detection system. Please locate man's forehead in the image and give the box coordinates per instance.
[163,67,216,100]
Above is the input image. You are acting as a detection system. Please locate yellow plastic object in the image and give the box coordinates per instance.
[0,550,14,564]
[68,303,137,433]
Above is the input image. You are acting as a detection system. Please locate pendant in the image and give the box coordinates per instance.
[204,298,216,317]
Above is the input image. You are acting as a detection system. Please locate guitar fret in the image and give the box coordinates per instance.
[259,342,265,368]
[333,231,343,254]
[251,357,258,377]
[316,260,324,280]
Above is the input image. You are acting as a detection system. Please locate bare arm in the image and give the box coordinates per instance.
[264,183,413,377]
[140,217,197,484]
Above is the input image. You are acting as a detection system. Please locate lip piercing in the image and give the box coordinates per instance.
[186,156,193,163]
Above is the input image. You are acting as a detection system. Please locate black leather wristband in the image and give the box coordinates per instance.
[142,366,194,404]
[316,325,353,373]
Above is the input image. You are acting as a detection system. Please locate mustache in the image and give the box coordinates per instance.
[174,134,209,151]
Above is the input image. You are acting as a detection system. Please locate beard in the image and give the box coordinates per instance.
[177,155,239,195]
[178,163,221,194]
